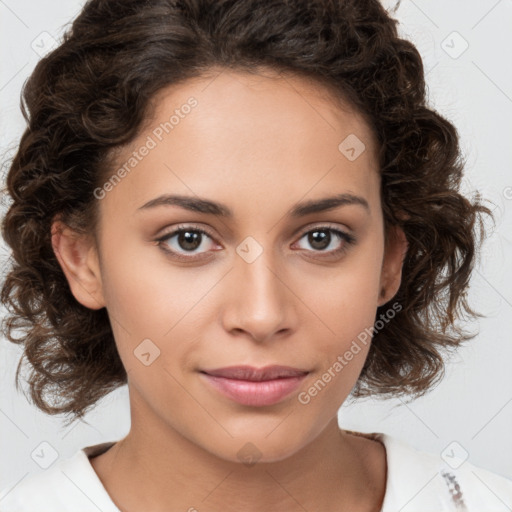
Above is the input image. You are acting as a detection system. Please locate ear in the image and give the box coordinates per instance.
[51,217,105,310]
[378,224,408,307]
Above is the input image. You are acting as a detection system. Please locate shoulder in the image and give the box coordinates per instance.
[0,442,119,512]
[374,432,512,512]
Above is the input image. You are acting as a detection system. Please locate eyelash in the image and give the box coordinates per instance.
[154,223,356,262]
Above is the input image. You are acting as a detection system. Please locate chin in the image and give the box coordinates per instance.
[197,427,313,466]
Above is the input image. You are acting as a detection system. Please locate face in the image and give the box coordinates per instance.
[53,68,407,463]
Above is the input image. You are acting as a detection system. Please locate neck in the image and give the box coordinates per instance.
[90,392,386,512]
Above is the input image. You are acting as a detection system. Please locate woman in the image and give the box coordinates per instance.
[1,0,511,510]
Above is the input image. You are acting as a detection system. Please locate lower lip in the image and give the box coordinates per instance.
[200,373,307,406]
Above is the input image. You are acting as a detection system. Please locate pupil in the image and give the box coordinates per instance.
[309,230,330,250]
[179,231,201,251]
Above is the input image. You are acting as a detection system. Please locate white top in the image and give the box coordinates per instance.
[1,432,511,511]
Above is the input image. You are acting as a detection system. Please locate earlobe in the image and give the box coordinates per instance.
[51,218,105,310]
[378,224,408,307]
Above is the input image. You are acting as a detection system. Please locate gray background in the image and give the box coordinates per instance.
[1,0,511,494]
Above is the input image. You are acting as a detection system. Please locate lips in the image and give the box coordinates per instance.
[201,365,309,381]
[199,365,309,406]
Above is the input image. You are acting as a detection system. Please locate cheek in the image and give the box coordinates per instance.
[99,229,219,335]
[98,237,233,386]
[296,245,383,411]
[307,246,383,349]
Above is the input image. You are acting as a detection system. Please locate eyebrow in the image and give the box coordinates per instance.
[137,192,370,217]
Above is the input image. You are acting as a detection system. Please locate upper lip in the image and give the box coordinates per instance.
[200,365,309,381]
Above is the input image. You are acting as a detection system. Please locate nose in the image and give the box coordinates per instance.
[221,248,297,343]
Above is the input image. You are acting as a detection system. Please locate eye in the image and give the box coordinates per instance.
[154,223,356,262]
[155,224,220,261]
[292,225,356,258]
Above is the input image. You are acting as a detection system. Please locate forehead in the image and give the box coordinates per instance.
[146,67,377,155]
[102,68,380,219]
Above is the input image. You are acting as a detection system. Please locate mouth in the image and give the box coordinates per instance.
[199,365,310,407]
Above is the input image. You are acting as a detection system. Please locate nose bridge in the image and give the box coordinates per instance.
[224,239,293,340]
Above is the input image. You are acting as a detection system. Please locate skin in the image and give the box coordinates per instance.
[51,67,408,512]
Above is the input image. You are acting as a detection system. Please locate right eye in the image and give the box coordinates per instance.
[154,224,221,261]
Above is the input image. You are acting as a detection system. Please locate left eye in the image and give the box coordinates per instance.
[294,227,346,252]
[293,226,355,256]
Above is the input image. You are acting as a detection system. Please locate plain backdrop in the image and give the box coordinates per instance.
[1,0,511,494]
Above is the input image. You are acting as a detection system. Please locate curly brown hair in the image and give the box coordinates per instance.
[1,0,492,426]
